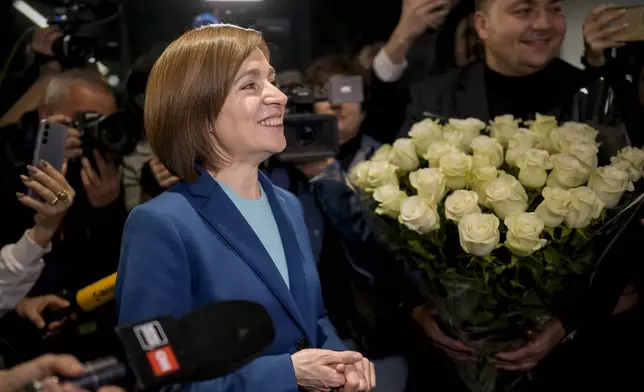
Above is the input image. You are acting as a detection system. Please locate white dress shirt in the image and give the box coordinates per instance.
[373,47,409,83]
[0,231,50,317]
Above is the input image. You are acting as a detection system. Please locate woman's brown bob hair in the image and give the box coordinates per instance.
[145,24,269,182]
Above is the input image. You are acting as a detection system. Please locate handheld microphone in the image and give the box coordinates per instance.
[42,273,118,325]
[24,300,275,391]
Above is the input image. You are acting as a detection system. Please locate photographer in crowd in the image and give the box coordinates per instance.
[0,69,126,365]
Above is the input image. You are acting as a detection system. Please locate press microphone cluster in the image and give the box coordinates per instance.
[23,300,276,391]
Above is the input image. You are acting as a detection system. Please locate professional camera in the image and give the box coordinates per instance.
[48,0,121,69]
[276,75,365,163]
[74,110,140,157]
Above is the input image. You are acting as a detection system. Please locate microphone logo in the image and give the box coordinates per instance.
[147,346,180,376]
[134,321,169,351]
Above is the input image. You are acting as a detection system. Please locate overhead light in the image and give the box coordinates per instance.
[12,0,110,75]
[204,0,263,2]
[12,0,48,27]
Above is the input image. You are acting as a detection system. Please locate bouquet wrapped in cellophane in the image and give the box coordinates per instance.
[349,114,644,392]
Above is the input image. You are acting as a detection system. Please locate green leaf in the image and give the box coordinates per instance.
[560,227,572,239]
[543,246,560,265]
[510,279,525,289]
[408,240,435,260]
[520,256,544,280]
[575,228,587,239]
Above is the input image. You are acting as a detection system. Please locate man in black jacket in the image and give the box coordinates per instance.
[399,1,628,136]
[399,0,639,389]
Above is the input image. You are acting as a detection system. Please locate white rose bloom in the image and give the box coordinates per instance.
[349,161,371,190]
[610,157,642,182]
[439,151,473,190]
[350,160,399,192]
[617,146,644,169]
[516,148,552,189]
[446,118,486,151]
[535,186,573,228]
[442,128,469,151]
[472,154,493,169]
[458,213,501,257]
[550,123,599,154]
[448,118,487,134]
[529,114,558,152]
[388,138,420,172]
[408,119,444,155]
[505,129,537,167]
[371,144,392,162]
[588,166,634,209]
[559,122,599,145]
[467,166,499,205]
[610,146,644,181]
[445,190,482,223]
[373,184,408,218]
[564,186,604,229]
[423,141,460,168]
[399,196,440,234]
[471,135,504,169]
[409,168,447,205]
[504,213,548,257]
[485,172,529,220]
[489,114,520,148]
[566,142,599,169]
[547,154,591,189]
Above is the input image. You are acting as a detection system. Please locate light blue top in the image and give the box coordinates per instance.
[216,179,290,288]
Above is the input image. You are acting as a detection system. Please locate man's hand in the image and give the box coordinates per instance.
[397,0,452,41]
[31,26,63,57]
[0,354,124,392]
[412,305,477,361]
[15,295,70,330]
[149,157,180,189]
[295,158,336,179]
[291,349,363,391]
[335,357,376,392]
[583,4,629,67]
[490,319,565,372]
[81,151,121,208]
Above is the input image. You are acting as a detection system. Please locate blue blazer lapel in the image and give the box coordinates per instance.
[186,169,313,342]
[258,173,314,337]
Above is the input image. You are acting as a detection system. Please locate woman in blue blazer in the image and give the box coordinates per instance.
[116,25,375,392]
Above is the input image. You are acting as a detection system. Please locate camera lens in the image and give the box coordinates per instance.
[297,126,316,146]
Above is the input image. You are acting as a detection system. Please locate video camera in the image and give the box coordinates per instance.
[74,110,140,157]
[47,0,121,69]
[276,74,364,163]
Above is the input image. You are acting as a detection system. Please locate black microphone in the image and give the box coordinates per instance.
[22,300,275,391]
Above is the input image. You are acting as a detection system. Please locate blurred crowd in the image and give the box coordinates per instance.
[1,0,643,391]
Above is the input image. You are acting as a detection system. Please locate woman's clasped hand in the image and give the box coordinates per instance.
[292,349,376,391]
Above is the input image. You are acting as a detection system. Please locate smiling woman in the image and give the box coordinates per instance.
[116,24,375,392]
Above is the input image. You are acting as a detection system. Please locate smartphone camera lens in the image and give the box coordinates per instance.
[44,124,50,130]
[43,138,48,145]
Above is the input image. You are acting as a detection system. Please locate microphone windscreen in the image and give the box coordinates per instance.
[76,273,118,312]
[177,300,275,381]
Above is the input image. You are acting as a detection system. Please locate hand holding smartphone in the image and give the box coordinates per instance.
[608,5,644,42]
[29,119,68,200]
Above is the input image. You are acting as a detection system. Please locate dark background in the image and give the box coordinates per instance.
[1,0,401,81]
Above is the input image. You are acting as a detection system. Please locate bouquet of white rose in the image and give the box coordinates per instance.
[349,114,644,392]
